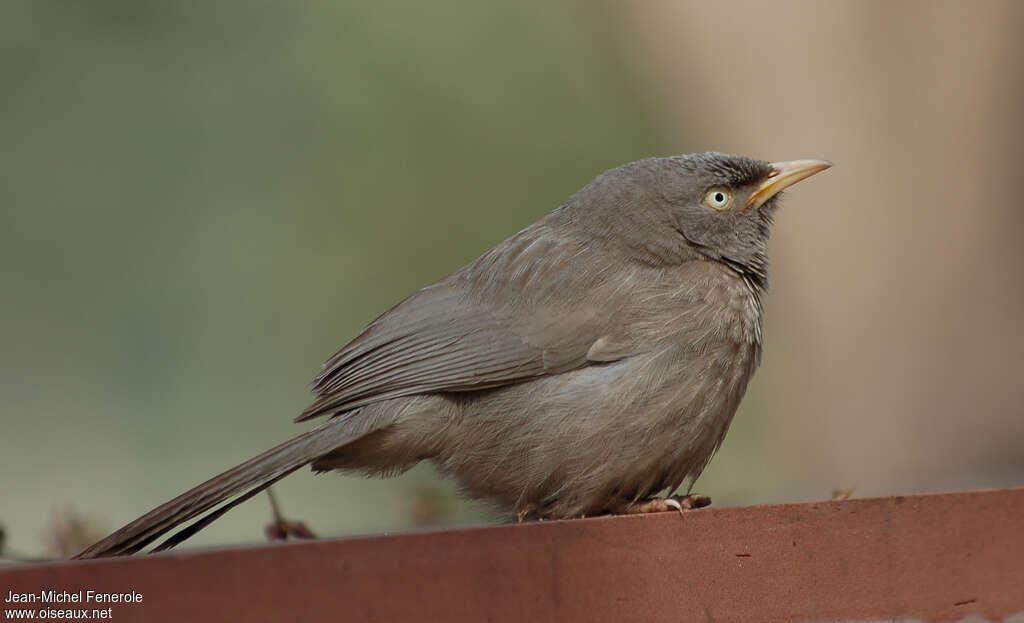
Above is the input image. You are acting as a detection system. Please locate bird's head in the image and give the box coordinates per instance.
[567,152,831,289]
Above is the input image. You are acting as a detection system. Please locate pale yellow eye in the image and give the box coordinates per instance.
[703,187,733,210]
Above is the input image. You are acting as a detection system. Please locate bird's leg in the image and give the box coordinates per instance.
[619,494,711,517]
[264,487,317,541]
[516,503,538,523]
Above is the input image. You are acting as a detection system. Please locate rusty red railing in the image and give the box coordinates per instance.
[2,487,1022,622]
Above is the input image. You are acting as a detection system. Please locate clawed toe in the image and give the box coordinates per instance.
[664,497,684,515]
[683,493,712,509]
[620,494,712,516]
[517,503,538,522]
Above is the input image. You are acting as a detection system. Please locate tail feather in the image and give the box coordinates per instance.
[74,416,358,559]
[151,469,294,553]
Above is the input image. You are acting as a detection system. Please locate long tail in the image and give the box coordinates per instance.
[74,416,359,559]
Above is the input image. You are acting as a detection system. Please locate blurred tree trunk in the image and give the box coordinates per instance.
[616,0,1024,498]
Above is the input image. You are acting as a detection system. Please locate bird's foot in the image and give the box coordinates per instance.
[264,487,317,541]
[621,494,711,517]
[265,519,317,541]
[516,504,538,523]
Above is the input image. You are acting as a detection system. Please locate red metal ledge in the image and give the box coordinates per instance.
[3,488,1022,622]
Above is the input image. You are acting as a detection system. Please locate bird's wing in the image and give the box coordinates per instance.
[297,225,638,422]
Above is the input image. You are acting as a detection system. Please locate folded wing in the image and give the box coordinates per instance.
[298,225,631,422]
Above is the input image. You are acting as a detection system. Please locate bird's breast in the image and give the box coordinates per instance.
[625,260,764,351]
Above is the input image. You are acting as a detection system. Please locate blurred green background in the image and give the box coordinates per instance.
[3,1,1023,559]
[1,0,672,556]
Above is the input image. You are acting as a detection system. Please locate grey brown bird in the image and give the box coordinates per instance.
[75,152,830,558]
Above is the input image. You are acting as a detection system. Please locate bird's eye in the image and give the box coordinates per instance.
[703,187,733,210]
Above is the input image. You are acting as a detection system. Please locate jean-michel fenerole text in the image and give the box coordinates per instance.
[4,590,143,605]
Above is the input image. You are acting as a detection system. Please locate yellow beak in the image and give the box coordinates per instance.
[746,159,832,210]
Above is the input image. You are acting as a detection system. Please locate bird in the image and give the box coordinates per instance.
[74,152,831,559]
